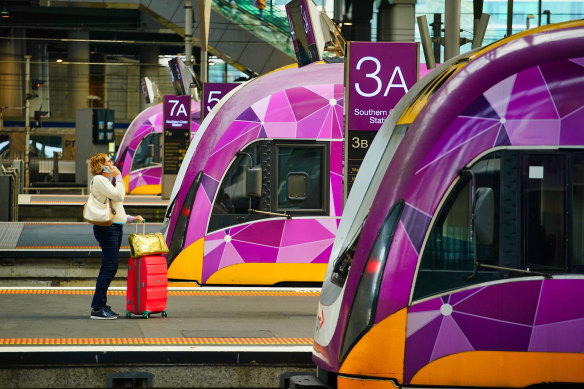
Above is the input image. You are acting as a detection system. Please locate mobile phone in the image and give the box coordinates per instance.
[102,166,109,173]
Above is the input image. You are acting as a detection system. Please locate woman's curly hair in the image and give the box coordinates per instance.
[89,153,109,176]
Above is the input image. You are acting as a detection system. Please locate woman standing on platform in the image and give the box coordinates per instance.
[88,153,143,320]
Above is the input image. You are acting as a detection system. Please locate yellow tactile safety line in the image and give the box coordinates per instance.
[0,337,313,346]
[0,289,321,297]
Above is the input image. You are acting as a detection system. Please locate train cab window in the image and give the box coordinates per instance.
[415,150,584,301]
[131,133,162,171]
[276,144,327,212]
[209,141,329,233]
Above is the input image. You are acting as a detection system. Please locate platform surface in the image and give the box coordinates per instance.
[0,287,318,351]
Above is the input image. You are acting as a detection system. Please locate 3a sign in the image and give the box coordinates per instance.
[347,42,418,131]
[345,42,418,194]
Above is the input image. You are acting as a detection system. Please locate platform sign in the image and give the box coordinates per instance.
[345,42,419,195]
[203,82,238,119]
[163,129,190,174]
[163,95,191,175]
[163,95,191,130]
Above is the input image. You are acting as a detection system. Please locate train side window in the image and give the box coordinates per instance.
[275,144,328,213]
[415,153,504,300]
[208,142,264,232]
[523,155,566,271]
[415,150,584,301]
[132,133,162,171]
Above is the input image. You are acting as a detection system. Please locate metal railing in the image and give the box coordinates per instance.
[1,156,84,194]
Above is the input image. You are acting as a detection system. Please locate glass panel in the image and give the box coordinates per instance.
[167,171,204,266]
[424,177,473,271]
[524,155,565,271]
[572,155,584,268]
[131,133,162,171]
[209,142,265,232]
[214,143,261,215]
[415,153,504,300]
[276,145,324,210]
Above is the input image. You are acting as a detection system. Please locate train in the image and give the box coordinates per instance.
[312,20,584,388]
[161,61,346,285]
[114,101,201,195]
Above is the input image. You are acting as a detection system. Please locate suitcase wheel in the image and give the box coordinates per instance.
[126,311,131,318]
[142,312,150,319]
[162,311,167,318]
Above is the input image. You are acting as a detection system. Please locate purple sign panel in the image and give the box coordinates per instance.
[163,95,191,130]
[285,0,320,67]
[347,42,418,131]
[203,83,239,118]
[346,42,418,193]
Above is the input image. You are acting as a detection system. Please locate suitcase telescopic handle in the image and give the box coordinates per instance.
[134,219,146,234]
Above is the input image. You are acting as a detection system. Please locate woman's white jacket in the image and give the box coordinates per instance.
[91,175,128,224]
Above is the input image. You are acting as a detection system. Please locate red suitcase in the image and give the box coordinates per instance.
[125,255,168,318]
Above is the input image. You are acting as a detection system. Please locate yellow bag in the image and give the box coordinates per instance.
[128,222,169,258]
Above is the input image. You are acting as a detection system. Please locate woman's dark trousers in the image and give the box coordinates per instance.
[91,224,123,309]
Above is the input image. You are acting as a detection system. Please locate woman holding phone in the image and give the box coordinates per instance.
[88,153,143,320]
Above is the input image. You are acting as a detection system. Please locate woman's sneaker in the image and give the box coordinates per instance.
[90,307,117,320]
[104,306,119,316]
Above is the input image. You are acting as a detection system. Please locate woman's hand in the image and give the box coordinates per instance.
[133,215,144,223]
[104,165,121,177]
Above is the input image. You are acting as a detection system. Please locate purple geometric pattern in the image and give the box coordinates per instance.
[409,59,584,218]
[201,218,338,283]
[114,102,200,193]
[404,279,584,383]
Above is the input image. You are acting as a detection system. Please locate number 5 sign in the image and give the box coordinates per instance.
[203,83,239,119]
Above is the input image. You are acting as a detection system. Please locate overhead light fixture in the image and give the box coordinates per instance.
[56,59,63,63]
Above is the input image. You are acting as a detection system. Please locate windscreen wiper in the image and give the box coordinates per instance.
[466,262,552,281]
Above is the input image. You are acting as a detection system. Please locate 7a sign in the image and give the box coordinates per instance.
[163,95,191,130]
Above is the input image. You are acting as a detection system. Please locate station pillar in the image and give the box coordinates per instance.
[67,31,90,118]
